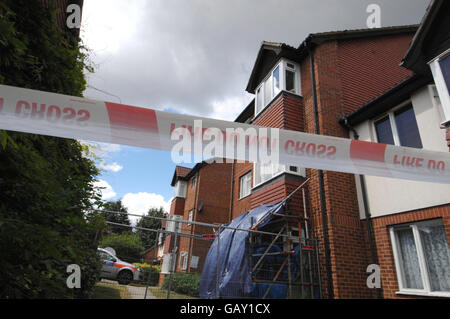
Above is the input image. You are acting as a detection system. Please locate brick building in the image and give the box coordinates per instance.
[160,162,232,283]
[160,1,450,299]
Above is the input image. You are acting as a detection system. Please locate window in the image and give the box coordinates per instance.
[429,50,450,126]
[188,209,194,224]
[254,59,301,117]
[390,219,450,297]
[239,172,252,199]
[374,116,395,145]
[285,63,296,93]
[273,66,280,96]
[174,181,187,198]
[253,162,304,187]
[264,76,272,106]
[373,104,422,148]
[256,87,263,114]
[191,175,197,188]
[166,215,182,233]
[179,252,188,271]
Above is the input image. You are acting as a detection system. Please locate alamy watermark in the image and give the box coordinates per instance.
[66,264,81,289]
[366,264,381,289]
[366,4,381,28]
[170,120,280,165]
[66,4,82,29]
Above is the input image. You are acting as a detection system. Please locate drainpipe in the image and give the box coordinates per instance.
[229,160,235,222]
[307,42,334,299]
[339,117,383,299]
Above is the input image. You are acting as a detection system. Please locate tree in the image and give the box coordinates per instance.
[0,0,103,299]
[136,207,166,249]
[100,200,131,235]
[100,233,144,263]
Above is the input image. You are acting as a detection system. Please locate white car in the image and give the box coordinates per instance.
[97,248,141,285]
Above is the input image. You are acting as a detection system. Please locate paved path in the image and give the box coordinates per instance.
[126,285,157,299]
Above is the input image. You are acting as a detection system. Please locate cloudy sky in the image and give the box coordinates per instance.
[80,0,430,222]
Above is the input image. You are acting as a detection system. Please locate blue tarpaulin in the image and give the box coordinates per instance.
[199,202,290,299]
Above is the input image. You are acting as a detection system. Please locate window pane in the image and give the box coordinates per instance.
[256,87,263,114]
[286,70,295,93]
[264,77,272,105]
[418,222,450,292]
[374,116,395,145]
[396,228,423,289]
[273,66,280,96]
[394,105,423,148]
[240,172,251,198]
[255,162,285,185]
[439,55,450,93]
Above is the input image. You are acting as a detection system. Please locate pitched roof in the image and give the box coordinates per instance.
[170,166,191,186]
[245,25,418,94]
[401,0,447,74]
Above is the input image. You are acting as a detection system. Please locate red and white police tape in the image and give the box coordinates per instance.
[0,84,449,184]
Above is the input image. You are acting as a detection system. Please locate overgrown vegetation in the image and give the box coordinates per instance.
[133,263,160,286]
[100,233,145,263]
[162,273,201,297]
[136,207,165,249]
[0,0,104,298]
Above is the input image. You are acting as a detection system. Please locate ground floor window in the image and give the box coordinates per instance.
[389,219,450,296]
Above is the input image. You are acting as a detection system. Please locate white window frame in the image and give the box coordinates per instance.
[188,209,194,225]
[389,219,450,298]
[174,180,187,198]
[179,252,188,271]
[372,100,422,148]
[429,48,450,127]
[166,215,183,233]
[239,171,252,199]
[191,174,197,188]
[253,162,305,189]
[254,59,301,117]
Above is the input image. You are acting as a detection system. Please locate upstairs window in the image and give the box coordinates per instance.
[429,50,450,126]
[174,181,187,198]
[255,59,301,117]
[285,63,296,93]
[239,171,252,199]
[373,104,422,149]
[253,162,304,187]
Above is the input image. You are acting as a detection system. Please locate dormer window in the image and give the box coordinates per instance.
[254,59,301,116]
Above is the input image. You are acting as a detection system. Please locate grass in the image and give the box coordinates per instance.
[92,282,131,299]
[148,286,199,300]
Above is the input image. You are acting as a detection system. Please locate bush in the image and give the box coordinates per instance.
[133,263,160,286]
[100,233,144,263]
[162,273,201,297]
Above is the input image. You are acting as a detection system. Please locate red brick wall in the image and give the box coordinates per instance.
[371,204,450,299]
[175,163,232,273]
[338,33,414,114]
[301,40,374,298]
[169,197,185,216]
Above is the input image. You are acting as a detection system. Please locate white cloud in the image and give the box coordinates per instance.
[122,192,171,225]
[99,162,123,173]
[94,180,117,201]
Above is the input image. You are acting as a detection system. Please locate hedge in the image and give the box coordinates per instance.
[133,263,160,286]
[162,272,201,297]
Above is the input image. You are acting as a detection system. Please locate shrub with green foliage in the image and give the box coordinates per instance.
[100,233,145,263]
[133,263,160,286]
[0,0,103,299]
[162,273,201,297]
